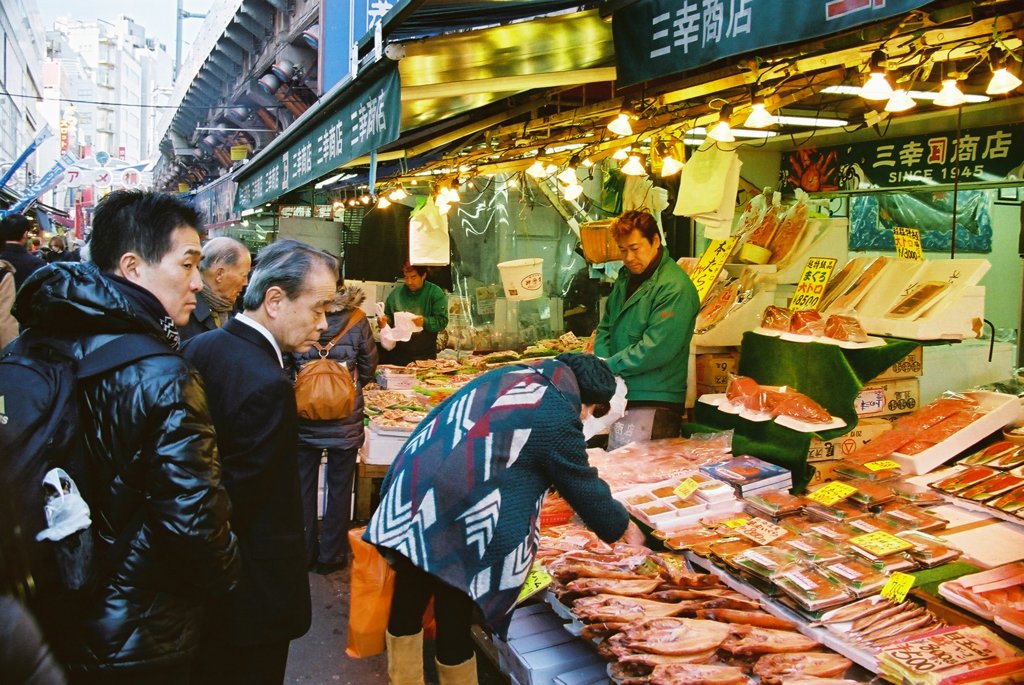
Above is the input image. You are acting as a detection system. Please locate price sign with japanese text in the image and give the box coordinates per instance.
[674,478,700,500]
[734,517,789,545]
[893,226,923,261]
[722,517,749,529]
[865,459,902,472]
[850,531,914,557]
[790,257,837,311]
[881,571,915,603]
[807,481,858,506]
[691,236,739,304]
[516,564,552,604]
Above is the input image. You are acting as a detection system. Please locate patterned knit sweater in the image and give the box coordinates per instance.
[365,359,629,636]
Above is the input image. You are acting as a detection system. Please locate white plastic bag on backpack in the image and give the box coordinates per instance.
[36,468,91,541]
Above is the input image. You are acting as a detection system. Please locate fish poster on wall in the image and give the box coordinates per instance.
[850,190,993,252]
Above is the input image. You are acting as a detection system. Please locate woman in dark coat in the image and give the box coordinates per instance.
[366,353,643,685]
[291,285,378,574]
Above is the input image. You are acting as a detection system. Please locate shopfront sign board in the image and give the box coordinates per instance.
[613,0,931,87]
[691,235,739,304]
[790,257,837,311]
[892,226,923,261]
[235,63,401,210]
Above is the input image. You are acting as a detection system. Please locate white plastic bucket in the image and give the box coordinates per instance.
[497,258,544,301]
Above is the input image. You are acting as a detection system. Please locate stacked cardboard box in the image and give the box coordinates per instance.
[694,349,740,397]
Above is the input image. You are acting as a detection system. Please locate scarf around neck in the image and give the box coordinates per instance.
[199,280,236,316]
[106,273,181,350]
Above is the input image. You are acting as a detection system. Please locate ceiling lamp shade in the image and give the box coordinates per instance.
[526,159,549,178]
[861,51,893,100]
[445,185,461,203]
[934,79,966,107]
[302,25,320,51]
[388,186,408,201]
[611,147,630,160]
[557,166,578,185]
[987,65,1022,95]
[660,154,684,177]
[707,104,735,142]
[563,182,584,201]
[271,60,296,83]
[884,88,917,112]
[257,72,283,95]
[743,101,775,129]
[621,155,647,176]
[607,112,633,137]
[377,195,392,208]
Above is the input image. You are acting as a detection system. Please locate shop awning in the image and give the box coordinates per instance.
[233,62,402,210]
[610,0,933,87]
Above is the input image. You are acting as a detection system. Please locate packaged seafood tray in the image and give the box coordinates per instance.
[832,459,902,482]
[961,440,1024,469]
[818,557,887,598]
[778,533,846,564]
[732,545,797,581]
[773,562,853,611]
[875,506,948,533]
[896,530,962,568]
[890,391,1021,475]
[938,561,1024,639]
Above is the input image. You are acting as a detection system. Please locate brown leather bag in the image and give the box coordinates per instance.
[293,309,365,421]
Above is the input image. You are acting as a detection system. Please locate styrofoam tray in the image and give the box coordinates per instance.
[753,328,886,349]
[891,391,1022,475]
[698,393,846,432]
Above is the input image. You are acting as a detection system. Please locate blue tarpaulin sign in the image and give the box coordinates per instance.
[2,152,78,217]
[612,0,932,87]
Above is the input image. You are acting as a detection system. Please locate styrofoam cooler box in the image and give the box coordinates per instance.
[507,639,604,685]
[553,663,610,685]
[364,426,412,465]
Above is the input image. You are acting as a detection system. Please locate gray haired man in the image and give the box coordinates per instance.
[179,236,252,341]
[182,240,338,685]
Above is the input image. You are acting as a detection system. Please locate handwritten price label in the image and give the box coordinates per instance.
[516,564,552,604]
[893,226,923,261]
[691,236,739,304]
[864,459,902,472]
[850,531,914,557]
[807,481,859,506]
[734,517,789,545]
[881,571,915,603]
[790,257,838,311]
[674,478,700,500]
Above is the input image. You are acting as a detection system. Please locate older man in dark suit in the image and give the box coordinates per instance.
[183,239,339,685]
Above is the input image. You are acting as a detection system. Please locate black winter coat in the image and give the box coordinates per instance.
[289,286,378,451]
[12,262,240,673]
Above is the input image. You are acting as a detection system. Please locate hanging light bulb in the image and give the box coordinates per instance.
[388,186,408,201]
[446,184,461,203]
[934,79,966,107]
[607,112,633,137]
[884,88,916,112]
[377,195,392,208]
[861,51,893,100]
[611,147,630,160]
[526,159,548,178]
[621,155,646,176]
[660,154,684,177]
[744,101,775,128]
[557,166,578,185]
[581,157,594,168]
[563,182,584,201]
[987,55,1022,95]
[360,194,371,204]
[707,105,735,142]
[508,175,519,188]
[435,194,451,213]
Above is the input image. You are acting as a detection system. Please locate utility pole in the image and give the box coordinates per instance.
[175,0,208,81]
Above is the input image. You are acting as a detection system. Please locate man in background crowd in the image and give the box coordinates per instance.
[0,214,45,290]
[179,236,251,341]
[184,240,338,685]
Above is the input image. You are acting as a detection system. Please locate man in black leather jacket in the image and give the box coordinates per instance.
[11,190,241,684]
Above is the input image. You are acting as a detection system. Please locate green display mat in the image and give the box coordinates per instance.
[688,332,920,492]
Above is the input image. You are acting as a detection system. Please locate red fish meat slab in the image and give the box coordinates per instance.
[891,396,980,433]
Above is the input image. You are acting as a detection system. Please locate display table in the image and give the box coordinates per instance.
[689,332,919,491]
[354,462,389,521]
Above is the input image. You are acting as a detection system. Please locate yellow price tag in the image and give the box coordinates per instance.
[722,518,748,529]
[691,236,739,304]
[516,564,552,604]
[674,478,700,500]
[864,459,902,472]
[892,226,923,261]
[850,531,914,557]
[790,257,838,311]
[881,571,915,603]
[660,554,687,573]
[807,481,859,506]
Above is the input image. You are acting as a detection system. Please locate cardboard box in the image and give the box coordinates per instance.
[854,378,920,417]
[807,418,894,461]
[871,346,923,382]
[376,365,417,390]
[808,459,842,487]
[695,351,740,392]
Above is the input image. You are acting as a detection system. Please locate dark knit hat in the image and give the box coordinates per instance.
[555,353,616,405]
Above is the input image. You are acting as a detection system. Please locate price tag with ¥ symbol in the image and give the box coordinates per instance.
[516,564,552,604]
[807,481,859,506]
[892,226,923,261]
[881,571,915,603]
[849,531,914,557]
[864,459,902,472]
[674,478,700,500]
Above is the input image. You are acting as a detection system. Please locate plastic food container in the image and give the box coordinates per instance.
[733,546,797,580]
[819,557,887,597]
[773,563,852,611]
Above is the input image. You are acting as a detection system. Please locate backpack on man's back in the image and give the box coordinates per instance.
[0,332,173,595]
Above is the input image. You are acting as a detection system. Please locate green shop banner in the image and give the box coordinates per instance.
[235,63,401,210]
[613,0,930,88]
[781,123,1024,193]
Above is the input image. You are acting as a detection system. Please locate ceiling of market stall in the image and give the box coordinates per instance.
[328,0,1024,191]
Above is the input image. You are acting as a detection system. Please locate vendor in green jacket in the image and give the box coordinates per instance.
[594,209,699,449]
[378,263,449,365]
